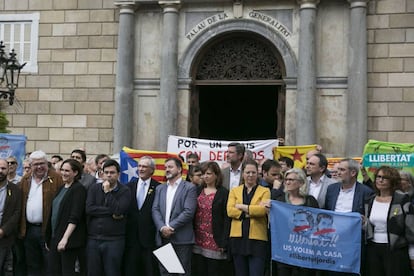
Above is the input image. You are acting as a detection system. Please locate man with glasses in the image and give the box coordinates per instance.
[70,149,97,190]
[86,159,131,276]
[6,156,21,184]
[18,150,63,276]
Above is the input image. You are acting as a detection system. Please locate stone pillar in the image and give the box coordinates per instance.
[113,2,136,154]
[346,0,369,156]
[158,1,180,151]
[295,0,319,145]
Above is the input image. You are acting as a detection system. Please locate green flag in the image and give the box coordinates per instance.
[362,139,414,178]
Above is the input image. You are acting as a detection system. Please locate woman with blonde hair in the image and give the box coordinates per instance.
[269,168,319,276]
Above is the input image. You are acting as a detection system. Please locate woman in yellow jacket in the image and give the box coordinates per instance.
[227,159,270,276]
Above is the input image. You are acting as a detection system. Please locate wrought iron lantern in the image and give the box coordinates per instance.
[0,41,26,105]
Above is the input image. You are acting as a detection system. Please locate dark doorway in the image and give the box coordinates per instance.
[197,85,279,140]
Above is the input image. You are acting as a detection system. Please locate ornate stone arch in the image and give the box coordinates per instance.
[178,18,297,83]
[194,34,284,81]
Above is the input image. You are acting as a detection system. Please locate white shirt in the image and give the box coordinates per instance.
[136,178,150,203]
[369,199,390,243]
[165,179,181,227]
[335,182,356,213]
[309,175,325,200]
[230,164,242,189]
[9,174,22,185]
[26,177,45,224]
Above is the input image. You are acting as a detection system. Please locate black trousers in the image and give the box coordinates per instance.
[48,238,85,276]
[123,244,160,276]
[0,247,13,276]
[24,224,48,276]
[366,242,410,276]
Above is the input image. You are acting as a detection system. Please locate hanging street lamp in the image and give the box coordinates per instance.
[0,41,26,105]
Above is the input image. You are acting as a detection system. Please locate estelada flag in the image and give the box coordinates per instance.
[120,146,188,184]
[327,157,362,171]
[273,145,317,168]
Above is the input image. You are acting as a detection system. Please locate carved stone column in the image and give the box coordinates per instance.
[346,0,369,156]
[295,0,319,145]
[113,2,136,154]
[158,1,180,150]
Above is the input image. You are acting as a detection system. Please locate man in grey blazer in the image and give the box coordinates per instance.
[152,157,197,276]
[221,142,245,190]
[306,153,336,208]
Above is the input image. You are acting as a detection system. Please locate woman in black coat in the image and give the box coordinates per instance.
[192,161,231,276]
[46,159,87,275]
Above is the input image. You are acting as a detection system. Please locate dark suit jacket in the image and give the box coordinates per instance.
[79,173,96,190]
[0,182,22,248]
[152,179,197,246]
[126,178,160,248]
[324,181,374,215]
[196,185,230,249]
[45,181,87,249]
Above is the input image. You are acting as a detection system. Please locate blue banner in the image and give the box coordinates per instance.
[0,134,26,176]
[270,201,361,274]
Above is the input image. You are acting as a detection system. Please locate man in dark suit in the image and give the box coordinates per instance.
[0,159,22,275]
[222,142,245,190]
[124,156,160,276]
[152,157,197,276]
[324,158,374,276]
[325,158,374,214]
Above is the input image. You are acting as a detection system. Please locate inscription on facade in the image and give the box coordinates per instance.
[186,13,229,41]
[248,11,291,38]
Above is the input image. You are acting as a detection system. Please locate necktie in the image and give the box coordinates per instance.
[137,181,146,209]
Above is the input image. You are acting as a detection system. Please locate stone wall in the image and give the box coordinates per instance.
[1,0,118,158]
[367,0,414,142]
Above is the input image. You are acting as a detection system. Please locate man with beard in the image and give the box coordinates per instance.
[152,157,197,276]
[0,159,22,275]
[222,142,245,190]
[19,150,63,276]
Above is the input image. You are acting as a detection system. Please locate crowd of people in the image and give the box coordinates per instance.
[0,143,412,276]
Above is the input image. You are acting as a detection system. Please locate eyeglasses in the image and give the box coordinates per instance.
[7,161,16,165]
[285,178,299,182]
[32,162,46,167]
[376,175,390,181]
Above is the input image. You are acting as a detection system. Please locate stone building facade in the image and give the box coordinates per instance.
[0,0,413,159]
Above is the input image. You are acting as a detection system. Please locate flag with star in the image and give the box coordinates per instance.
[120,146,188,184]
[273,145,317,168]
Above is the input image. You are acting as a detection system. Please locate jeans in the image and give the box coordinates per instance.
[87,238,125,276]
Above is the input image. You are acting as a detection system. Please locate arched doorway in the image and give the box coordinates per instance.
[189,32,286,140]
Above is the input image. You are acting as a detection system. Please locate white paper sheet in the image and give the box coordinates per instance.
[153,243,185,274]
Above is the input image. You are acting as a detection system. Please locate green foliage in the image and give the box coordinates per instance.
[0,112,10,133]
